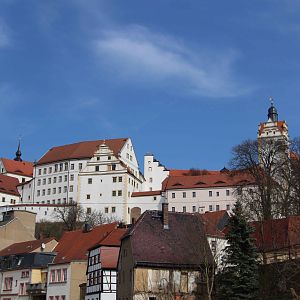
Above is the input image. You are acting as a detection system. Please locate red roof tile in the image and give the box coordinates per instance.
[37,138,128,165]
[251,216,300,252]
[0,174,20,196]
[169,169,221,176]
[0,238,56,256]
[131,190,162,197]
[100,246,120,269]
[1,158,33,177]
[53,223,118,264]
[200,210,229,237]
[99,228,127,246]
[162,171,254,190]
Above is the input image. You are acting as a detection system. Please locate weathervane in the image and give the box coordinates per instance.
[269,96,274,106]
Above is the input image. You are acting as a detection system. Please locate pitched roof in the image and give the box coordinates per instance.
[100,246,120,269]
[123,210,213,268]
[0,174,20,196]
[0,238,56,256]
[131,190,162,197]
[251,216,300,252]
[200,210,230,237]
[37,138,128,165]
[169,169,221,176]
[162,171,254,190]
[98,228,127,247]
[53,223,118,264]
[1,158,33,177]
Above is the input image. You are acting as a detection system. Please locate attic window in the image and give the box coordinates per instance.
[195,181,205,185]
[215,181,226,184]
[172,183,183,186]
[238,180,249,184]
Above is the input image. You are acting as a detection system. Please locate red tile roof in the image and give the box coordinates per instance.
[169,169,221,176]
[0,174,20,196]
[124,210,213,268]
[100,246,120,269]
[200,210,230,237]
[37,138,128,165]
[0,238,56,256]
[99,228,127,247]
[53,223,118,264]
[162,171,254,190]
[1,158,33,177]
[251,216,300,252]
[131,190,162,197]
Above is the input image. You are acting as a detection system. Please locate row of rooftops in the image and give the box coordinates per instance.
[1,208,299,270]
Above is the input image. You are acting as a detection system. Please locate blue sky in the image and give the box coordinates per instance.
[1,0,300,171]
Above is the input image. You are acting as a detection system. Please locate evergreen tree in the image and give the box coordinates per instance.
[218,201,259,300]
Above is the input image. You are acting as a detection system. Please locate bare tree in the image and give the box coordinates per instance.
[84,209,121,227]
[53,201,85,231]
[230,139,291,220]
[53,202,120,231]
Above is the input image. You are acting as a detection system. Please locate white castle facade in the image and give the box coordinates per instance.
[0,103,290,223]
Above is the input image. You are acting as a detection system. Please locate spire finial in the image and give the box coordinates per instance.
[14,136,22,162]
[267,97,278,122]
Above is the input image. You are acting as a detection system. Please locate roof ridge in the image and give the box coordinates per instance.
[49,137,129,149]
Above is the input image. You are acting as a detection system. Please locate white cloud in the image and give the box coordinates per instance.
[95,26,247,97]
[0,20,10,48]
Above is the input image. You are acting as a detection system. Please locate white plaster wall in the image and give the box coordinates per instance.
[0,192,20,207]
[166,187,236,213]
[46,264,70,300]
[127,194,164,214]
[31,159,88,206]
[0,269,31,300]
[18,181,33,203]
[143,155,169,191]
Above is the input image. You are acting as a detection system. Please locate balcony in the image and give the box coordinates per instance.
[26,282,47,295]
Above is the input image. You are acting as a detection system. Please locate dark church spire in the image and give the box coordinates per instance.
[14,139,22,162]
[268,97,278,122]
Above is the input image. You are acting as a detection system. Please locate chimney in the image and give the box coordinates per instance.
[162,202,169,229]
